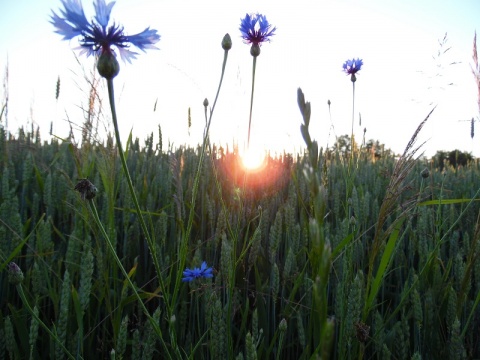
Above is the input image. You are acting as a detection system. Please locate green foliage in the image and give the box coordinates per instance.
[432,149,473,170]
[2,125,480,359]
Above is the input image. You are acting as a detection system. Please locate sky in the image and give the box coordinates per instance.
[0,0,479,159]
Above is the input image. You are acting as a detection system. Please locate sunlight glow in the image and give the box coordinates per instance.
[240,146,266,171]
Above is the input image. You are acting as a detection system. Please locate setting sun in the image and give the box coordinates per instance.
[240,146,266,171]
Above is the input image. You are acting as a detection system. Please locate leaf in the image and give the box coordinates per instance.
[419,198,480,206]
[332,232,355,259]
[365,218,404,313]
[300,124,311,146]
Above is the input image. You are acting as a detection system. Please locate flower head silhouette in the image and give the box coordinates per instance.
[182,261,214,282]
[51,0,160,63]
[240,13,276,50]
[343,58,363,82]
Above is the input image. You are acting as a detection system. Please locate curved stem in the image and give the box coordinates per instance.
[106,79,167,302]
[88,200,173,359]
[16,284,78,360]
[171,49,229,309]
[105,79,179,357]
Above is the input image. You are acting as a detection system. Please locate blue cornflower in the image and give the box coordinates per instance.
[343,58,363,83]
[182,261,214,282]
[50,0,160,64]
[343,58,363,76]
[239,13,276,45]
[240,13,275,56]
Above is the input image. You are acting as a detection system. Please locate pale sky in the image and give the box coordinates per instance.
[0,0,478,158]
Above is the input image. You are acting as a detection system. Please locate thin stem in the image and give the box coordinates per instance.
[171,49,229,310]
[106,78,168,307]
[16,284,78,360]
[88,200,173,360]
[346,80,357,212]
[247,55,257,148]
[105,79,178,358]
[209,50,229,122]
[351,81,355,143]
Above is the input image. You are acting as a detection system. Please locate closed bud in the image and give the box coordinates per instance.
[349,215,357,226]
[97,51,120,79]
[421,167,430,179]
[74,178,98,200]
[250,44,261,57]
[203,98,209,107]
[222,33,232,51]
[7,262,24,285]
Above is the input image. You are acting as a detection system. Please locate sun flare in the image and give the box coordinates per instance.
[240,146,266,170]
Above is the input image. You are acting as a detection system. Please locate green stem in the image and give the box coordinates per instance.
[351,81,355,144]
[105,79,178,358]
[171,49,229,310]
[348,80,356,175]
[16,284,77,360]
[247,55,257,148]
[88,201,173,360]
[106,78,168,306]
[346,80,356,216]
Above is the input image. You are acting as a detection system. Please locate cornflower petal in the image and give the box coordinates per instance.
[127,27,161,51]
[116,47,138,63]
[94,0,115,28]
[239,13,276,45]
[51,0,160,63]
[182,261,214,282]
[342,58,363,75]
[50,0,91,40]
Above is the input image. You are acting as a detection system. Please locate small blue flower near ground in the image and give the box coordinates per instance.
[182,261,214,282]
[342,58,363,76]
[239,13,276,46]
[50,0,160,63]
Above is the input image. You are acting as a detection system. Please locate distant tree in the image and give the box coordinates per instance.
[365,139,387,160]
[332,134,351,155]
[432,149,473,169]
[332,135,392,161]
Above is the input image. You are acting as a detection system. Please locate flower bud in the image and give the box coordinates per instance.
[97,51,120,79]
[250,44,261,57]
[221,33,232,51]
[421,167,430,179]
[203,98,209,107]
[279,318,287,332]
[7,262,24,285]
[355,321,370,343]
[74,178,98,200]
[349,216,357,226]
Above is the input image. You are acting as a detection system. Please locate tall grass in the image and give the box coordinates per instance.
[2,113,480,358]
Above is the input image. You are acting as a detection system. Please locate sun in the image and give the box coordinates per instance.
[240,146,266,171]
